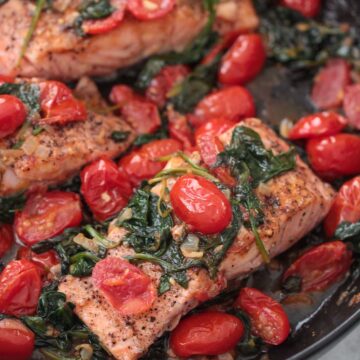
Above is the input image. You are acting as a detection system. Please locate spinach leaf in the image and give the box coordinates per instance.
[110,130,131,142]
[334,221,360,253]
[140,334,169,360]
[69,252,100,276]
[0,192,26,223]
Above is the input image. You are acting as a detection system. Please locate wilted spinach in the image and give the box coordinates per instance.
[334,221,360,253]
[0,192,26,223]
[110,130,131,143]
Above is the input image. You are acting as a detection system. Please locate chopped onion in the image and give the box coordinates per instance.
[76,344,93,360]
[181,234,204,258]
[73,233,99,253]
[117,207,133,224]
[279,118,293,139]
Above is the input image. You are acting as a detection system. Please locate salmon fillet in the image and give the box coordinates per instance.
[0,0,259,81]
[0,78,135,196]
[59,118,334,360]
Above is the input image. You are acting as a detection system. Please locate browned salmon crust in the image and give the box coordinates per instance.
[59,118,335,360]
[0,0,259,81]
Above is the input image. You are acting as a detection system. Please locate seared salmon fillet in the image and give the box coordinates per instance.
[0,78,135,196]
[0,0,259,81]
[59,118,334,360]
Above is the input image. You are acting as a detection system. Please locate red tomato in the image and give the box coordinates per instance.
[344,84,360,130]
[109,84,142,108]
[127,0,176,20]
[92,257,156,315]
[170,175,232,234]
[324,177,360,237]
[280,0,321,17]
[306,134,360,179]
[39,81,87,125]
[119,138,182,186]
[15,191,83,246]
[145,65,190,107]
[236,288,290,345]
[17,247,59,276]
[122,99,161,134]
[311,59,351,110]
[167,110,195,151]
[0,75,14,85]
[0,224,14,258]
[190,86,255,128]
[81,157,133,221]
[219,34,266,85]
[0,94,27,138]
[0,259,42,316]
[170,311,244,357]
[0,318,34,360]
[288,112,347,140]
[283,241,352,292]
[82,0,126,35]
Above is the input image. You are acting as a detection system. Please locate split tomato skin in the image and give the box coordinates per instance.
[0,94,27,138]
[127,0,176,20]
[0,224,14,258]
[219,34,266,85]
[0,259,42,316]
[283,241,352,292]
[170,311,245,357]
[324,176,360,237]
[306,134,360,179]
[344,84,360,130]
[170,174,232,235]
[236,288,290,346]
[0,318,35,360]
[280,0,321,18]
[288,112,347,140]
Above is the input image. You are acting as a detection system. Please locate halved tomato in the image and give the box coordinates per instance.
[280,0,321,17]
[167,110,195,152]
[92,257,156,315]
[343,84,360,130]
[127,0,176,20]
[109,84,142,108]
[0,94,27,138]
[0,224,14,258]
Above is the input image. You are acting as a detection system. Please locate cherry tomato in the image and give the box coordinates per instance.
[0,94,26,138]
[0,259,42,316]
[283,241,352,292]
[127,0,176,21]
[0,224,14,258]
[122,99,161,134]
[344,84,360,130]
[190,86,255,128]
[17,247,59,276]
[219,34,266,85]
[82,0,126,35]
[280,0,321,17]
[119,138,182,186]
[15,191,83,246]
[0,74,14,85]
[170,174,232,234]
[306,134,360,179]
[109,84,142,108]
[288,112,347,140]
[167,110,195,151]
[236,287,290,345]
[81,157,133,221]
[311,59,351,110]
[324,177,360,237]
[39,81,87,125]
[0,318,34,360]
[170,311,244,357]
[92,257,156,315]
[146,65,189,107]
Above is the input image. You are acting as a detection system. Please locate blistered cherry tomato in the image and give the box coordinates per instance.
[109,84,142,108]
[311,59,351,110]
[119,138,182,186]
[167,110,195,151]
[170,311,244,357]
[92,257,156,315]
[0,259,42,316]
[324,177,360,237]
[190,86,255,128]
[82,0,126,35]
[344,84,360,130]
[15,191,83,245]
[283,241,352,292]
[170,174,232,234]
[288,112,347,140]
[127,0,176,20]
[17,247,59,276]
[122,99,161,134]
[306,134,360,179]
[280,0,321,17]
[81,157,133,221]
[146,65,189,107]
[0,224,14,258]
[0,94,26,138]
[0,318,35,360]
[236,287,290,345]
[39,81,87,125]
[219,34,266,85]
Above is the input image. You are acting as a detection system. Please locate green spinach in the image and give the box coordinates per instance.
[334,221,360,253]
[0,192,26,223]
[110,130,131,143]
